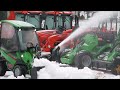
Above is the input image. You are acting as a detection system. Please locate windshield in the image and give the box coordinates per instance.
[26,14,41,29]
[18,28,39,50]
[56,15,72,30]
[15,13,41,30]
[44,15,72,30]
[45,15,55,29]
[15,13,25,21]
[1,23,19,52]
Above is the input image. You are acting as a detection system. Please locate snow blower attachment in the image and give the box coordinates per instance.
[0,20,43,78]
[51,12,120,75]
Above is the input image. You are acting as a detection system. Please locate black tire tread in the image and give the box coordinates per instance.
[0,61,7,76]
[74,52,92,69]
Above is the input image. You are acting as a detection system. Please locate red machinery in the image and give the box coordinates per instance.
[0,11,15,20]
[36,11,74,52]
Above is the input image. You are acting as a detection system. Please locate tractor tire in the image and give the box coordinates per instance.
[13,65,27,78]
[74,52,92,69]
[111,58,120,75]
[0,61,7,76]
[30,67,37,79]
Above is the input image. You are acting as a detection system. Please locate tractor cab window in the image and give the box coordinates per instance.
[18,28,39,50]
[15,12,41,30]
[45,15,55,29]
[26,14,41,30]
[1,23,18,52]
[56,15,62,29]
[63,16,72,29]
[15,13,25,21]
[56,15,71,30]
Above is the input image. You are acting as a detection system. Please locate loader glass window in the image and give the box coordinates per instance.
[1,23,18,51]
[56,16,63,29]
[18,29,38,50]
[45,15,55,29]
[26,14,40,29]
[64,16,71,29]
[15,13,25,21]
[56,15,71,30]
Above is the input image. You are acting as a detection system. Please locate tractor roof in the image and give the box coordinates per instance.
[15,11,72,15]
[45,11,72,15]
[15,11,43,14]
[1,20,35,28]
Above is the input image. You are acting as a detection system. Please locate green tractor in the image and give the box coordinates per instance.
[52,16,120,75]
[0,20,41,77]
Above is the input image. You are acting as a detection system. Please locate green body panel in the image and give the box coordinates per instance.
[61,50,77,64]
[0,20,37,71]
[93,44,112,58]
[61,34,99,64]
[61,33,115,64]
[0,48,34,68]
[1,20,35,28]
[105,42,120,62]
[0,48,16,65]
[106,50,118,62]
[80,34,98,52]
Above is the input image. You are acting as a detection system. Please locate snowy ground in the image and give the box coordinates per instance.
[0,58,120,79]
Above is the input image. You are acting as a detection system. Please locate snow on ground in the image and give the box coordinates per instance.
[34,58,120,79]
[0,58,120,79]
[0,71,26,79]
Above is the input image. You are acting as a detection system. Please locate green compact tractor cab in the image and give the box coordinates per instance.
[52,16,120,75]
[0,20,40,77]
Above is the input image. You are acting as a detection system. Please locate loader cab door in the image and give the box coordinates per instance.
[44,15,55,30]
[26,14,41,30]
[1,23,19,52]
[56,15,72,30]
[15,12,26,21]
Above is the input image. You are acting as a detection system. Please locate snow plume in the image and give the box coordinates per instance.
[58,11,118,51]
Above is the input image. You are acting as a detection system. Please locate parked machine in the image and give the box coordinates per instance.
[36,11,75,52]
[0,20,41,77]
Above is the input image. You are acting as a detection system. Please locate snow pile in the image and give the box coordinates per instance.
[33,58,120,79]
[0,75,25,79]
[0,58,120,79]
[7,75,25,79]
[0,71,26,79]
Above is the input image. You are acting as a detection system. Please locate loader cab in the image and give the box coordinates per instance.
[43,11,73,31]
[1,20,39,53]
[15,11,43,30]
[0,20,41,77]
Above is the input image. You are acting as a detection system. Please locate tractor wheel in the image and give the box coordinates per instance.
[13,65,27,78]
[30,67,37,79]
[74,52,92,69]
[0,61,7,76]
[111,58,120,75]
